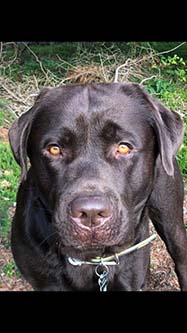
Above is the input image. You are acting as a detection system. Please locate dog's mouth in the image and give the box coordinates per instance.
[53,194,130,250]
[54,211,130,252]
[56,229,135,263]
[52,199,136,264]
[56,218,123,246]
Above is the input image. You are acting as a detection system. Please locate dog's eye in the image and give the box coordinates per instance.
[117,143,132,155]
[48,145,61,156]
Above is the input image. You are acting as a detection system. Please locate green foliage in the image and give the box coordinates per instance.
[146,78,174,96]
[0,143,20,237]
[144,54,187,95]
[0,109,6,126]
[160,54,187,83]
[0,102,16,128]
[3,259,21,278]
[177,118,187,179]
[138,42,187,60]
[142,53,187,181]
[30,42,80,59]
[160,89,187,180]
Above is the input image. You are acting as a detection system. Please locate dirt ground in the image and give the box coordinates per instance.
[0,195,187,292]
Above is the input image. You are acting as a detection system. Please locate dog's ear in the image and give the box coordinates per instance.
[9,107,34,181]
[135,85,184,176]
[8,87,50,181]
[124,83,184,176]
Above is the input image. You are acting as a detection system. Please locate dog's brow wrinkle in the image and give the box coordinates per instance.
[73,114,89,144]
[75,114,87,127]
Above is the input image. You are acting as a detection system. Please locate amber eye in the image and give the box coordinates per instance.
[117,143,132,155]
[48,145,61,156]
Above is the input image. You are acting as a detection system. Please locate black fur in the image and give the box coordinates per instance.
[9,83,187,291]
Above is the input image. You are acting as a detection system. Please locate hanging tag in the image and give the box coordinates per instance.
[98,270,109,292]
[95,264,109,292]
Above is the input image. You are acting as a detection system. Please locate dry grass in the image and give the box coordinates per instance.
[0,42,163,117]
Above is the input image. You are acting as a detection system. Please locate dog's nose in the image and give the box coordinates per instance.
[68,196,113,228]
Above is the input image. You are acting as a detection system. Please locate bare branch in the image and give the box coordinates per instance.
[154,41,186,57]
[56,55,77,68]
[0,81,28,105]
[140,75,157,85]
[114,42,186,83]
[22,42,49,80]
[0,42,18,67]
[98,53,108,82]
[114,59,131,82]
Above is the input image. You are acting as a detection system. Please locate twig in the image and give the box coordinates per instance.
[33,75,39,91]
[114,59,131,82]
[23,93,38,104]
[22,42,49,80]
[99,53,108,82]
[154,41,186,57]
[140,75,157,85]
[56,55,77,68]
[6,106,19,119]
[0,82,28,105]
[114,42,186,83]
[0,42,18,67]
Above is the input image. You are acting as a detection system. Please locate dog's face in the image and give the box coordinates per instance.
[9,83,184,256]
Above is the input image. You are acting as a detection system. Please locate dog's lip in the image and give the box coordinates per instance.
[68,215,113,231]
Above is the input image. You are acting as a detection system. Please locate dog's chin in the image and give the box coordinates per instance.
[55,215,125,247]
[55,215,133,260]
[58,226,125,251]
[59,235,134,262]
[58,229,134,262]
[60,245,106,261]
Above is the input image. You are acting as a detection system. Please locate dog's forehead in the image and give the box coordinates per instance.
[34,83,152,128]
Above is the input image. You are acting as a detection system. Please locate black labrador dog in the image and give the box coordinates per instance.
[9,83,187,291]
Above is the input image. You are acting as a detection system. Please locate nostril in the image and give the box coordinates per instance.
[80,212,88,218]
[98,210,111,218]
[68,196,113,227]
[70,208,90,219]
[70,210,82,219]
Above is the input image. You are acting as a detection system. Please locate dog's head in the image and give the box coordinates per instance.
[9,83,184,256]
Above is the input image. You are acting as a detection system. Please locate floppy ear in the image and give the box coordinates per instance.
[126,83,184,177]
[8,87,50,181]
[9,108,34,181]
[148,94,184,176]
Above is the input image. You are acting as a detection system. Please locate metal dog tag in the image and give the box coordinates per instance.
[95,264,109,292]
[98,270,109,292]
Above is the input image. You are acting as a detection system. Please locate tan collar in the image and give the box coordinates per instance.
[68,233,157,266]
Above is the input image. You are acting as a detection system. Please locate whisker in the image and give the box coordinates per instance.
[35,207,53,214]
[38,231,58,248]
